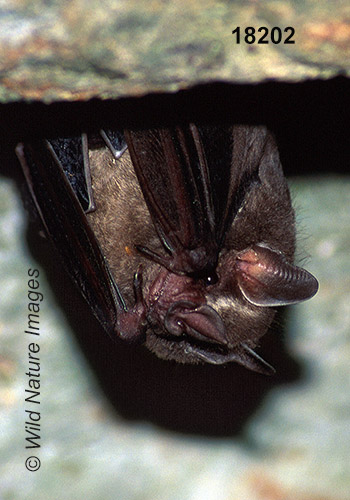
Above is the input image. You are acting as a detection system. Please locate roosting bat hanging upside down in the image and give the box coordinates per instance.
[16,124,318,374]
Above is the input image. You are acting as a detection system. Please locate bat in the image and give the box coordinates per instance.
[16,124,318,375]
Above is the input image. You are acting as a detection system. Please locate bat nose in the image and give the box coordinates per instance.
[164,301,228,345]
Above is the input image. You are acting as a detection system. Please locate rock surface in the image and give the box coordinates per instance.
[0,0,349,102]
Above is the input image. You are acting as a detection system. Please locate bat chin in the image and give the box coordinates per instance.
[143,329,275,374]
[144,330,229,364]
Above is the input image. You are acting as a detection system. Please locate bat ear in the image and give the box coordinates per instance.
[165,301,228,345]
[236,244,319,307]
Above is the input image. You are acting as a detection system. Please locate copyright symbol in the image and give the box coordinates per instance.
[25,456,41,471]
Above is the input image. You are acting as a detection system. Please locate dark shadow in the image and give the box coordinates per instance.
[1,77,349,436]
[1,77,350,176]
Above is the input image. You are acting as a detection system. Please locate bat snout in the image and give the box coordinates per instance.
[164,300,228,346]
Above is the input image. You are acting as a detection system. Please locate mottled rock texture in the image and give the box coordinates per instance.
[0,0,349,102]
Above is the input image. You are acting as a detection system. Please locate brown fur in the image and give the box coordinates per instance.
[82,127,317,370]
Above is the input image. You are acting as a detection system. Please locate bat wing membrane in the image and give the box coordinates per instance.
[124,126,219,276]
[16,140,125,337]
[197,125,271,245]
[124,125,275,278]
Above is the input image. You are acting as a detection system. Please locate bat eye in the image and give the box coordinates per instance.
[203,271,218,286]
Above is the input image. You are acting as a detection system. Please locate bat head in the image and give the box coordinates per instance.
[142,243,318,374]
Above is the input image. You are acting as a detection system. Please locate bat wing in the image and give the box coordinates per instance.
[16,139,125,337]
[124,125,278,277]
[47,135,92,212]
[124,125,219,279]
[196,125,272,245]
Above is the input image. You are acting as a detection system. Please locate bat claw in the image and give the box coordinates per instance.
[133,265,144,303]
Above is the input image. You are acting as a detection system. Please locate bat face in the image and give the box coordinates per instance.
[16,125,318,374]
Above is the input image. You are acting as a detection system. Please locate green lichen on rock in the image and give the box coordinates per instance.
[0,0,349,102]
